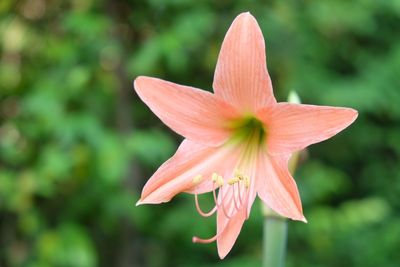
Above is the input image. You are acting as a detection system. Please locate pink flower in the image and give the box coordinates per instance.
[134,12,357,259]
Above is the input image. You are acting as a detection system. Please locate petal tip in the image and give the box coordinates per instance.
[133,77,141,92]
[135,199,143,206]
[300,216,308,223]
[288,215,307,223]
[217,249,228,260]
[240,11,251,15]
[133,75,146,88]
[136,196,157,206]
[351,108,359,120]
[344,108,358,127]
[235,11,256,22]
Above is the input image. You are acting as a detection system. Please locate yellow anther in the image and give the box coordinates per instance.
[234,169,244,180]
[211,172,218,182]
[192,174,203,185]
[228,177,240,185]
[216,175,224,186]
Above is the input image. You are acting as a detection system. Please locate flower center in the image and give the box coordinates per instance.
[229,116,266,145]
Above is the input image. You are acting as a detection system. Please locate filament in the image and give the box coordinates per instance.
[192,234,218,244]
[194,193,217,217]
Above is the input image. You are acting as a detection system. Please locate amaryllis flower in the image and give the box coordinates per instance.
[134,12,357,258]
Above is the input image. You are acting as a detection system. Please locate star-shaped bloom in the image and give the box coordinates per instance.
[134,12,357,258]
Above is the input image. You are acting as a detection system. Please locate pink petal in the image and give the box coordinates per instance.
[259,103,358,155]
[213,12,276,113]
[257,152,305,221]
[216,204,247,259]
[137,140,241,205]
[134,76,239,147]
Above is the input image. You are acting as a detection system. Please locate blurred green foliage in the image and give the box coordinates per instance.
[0,0,399,266]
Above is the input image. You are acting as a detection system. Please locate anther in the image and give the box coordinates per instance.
[234,169,244,180]
[228,177,240,185]
[216,175,224,186]
[211,172,218,182]
[192,174,203,185]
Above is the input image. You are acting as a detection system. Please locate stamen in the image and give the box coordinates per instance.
[212,182,218,205]
[228,177,240,185]
[211,173,224,186]
[192,171,252,235]
[237,180,244,204]
[234,169,244,180]
[191,172,255,248]
[211,172,218,182]
[216,175,224,186]
[243,176,252,219]
[194,193,217,217]
[218,186,234,219]
[192,234,218,244]
[192,174,217,217]
[192,174,203,185]
[232,183,241,210]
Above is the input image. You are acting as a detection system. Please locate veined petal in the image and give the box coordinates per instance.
[259,103,358,155]
[257,152,305,221]
[216,202,247,259]
[213,12,276,113]
[134,76,239,146]
[137,139,241,205]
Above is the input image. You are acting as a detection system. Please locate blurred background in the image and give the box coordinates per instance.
[1,0,400,266]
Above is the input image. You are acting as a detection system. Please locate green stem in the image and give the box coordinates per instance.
[262,214,288,267]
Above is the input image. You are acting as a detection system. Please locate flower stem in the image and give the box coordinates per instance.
[262,214,287,267]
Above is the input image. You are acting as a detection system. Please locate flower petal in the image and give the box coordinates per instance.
[137,139,241,205]
[216,204,247,259]
[213,12,276,113]
[259,103,358,155]
[257,152,305,221]
[134,76,239,146]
